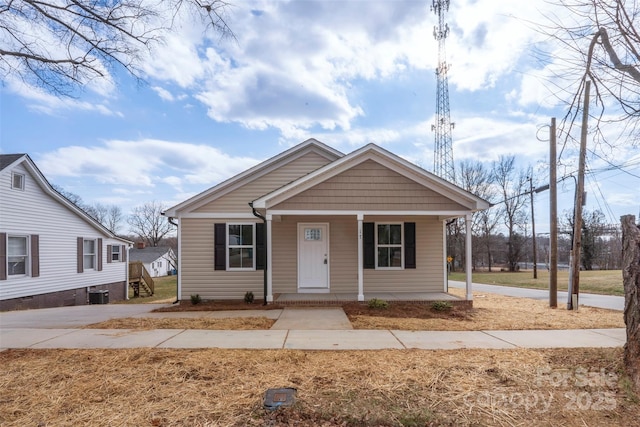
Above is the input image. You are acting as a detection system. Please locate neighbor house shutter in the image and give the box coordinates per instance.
[77,237,84,273]
[214,223,226,270]
[256,223,266,270]
[121,245,127,262]
[363,222,375,269]
[107,245,112,264]
[97,238,103,271]
[31,235,40,277]
[404,222,416,269]
[0,233,6,280]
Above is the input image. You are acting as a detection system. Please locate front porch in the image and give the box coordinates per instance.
[273,291,471,307]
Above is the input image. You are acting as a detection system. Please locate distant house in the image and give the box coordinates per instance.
[129,244,175,278]
[0,154,133,310]
[163,139,489,303]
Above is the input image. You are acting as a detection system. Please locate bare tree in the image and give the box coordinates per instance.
[127,201,174,247]
[1,0,234,96]
[458,160,499,271]
[90,203,125,234]
[492,156,530,272]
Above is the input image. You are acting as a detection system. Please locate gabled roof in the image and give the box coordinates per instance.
[129,246,174,264]
[1,153,132,244]
[163,138,343,216]
[0,154,26,171]
[252,143,490,211]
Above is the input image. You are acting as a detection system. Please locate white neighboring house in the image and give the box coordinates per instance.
[129,244,176,278]
[0,154,133,311]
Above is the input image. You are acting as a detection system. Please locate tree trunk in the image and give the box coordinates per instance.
[622,215,640,393]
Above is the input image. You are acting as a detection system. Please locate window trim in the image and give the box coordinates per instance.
[375,222,404,270]
[11,172,25,190]
[226,223,256,271]
[83,238,97,271]
[7,235,29,277]
[111,245,121,262]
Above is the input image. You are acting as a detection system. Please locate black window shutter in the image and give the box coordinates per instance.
[214,223,226,270]
[363,222,375,269]
[404,222,416,269]
[256,223,266,270]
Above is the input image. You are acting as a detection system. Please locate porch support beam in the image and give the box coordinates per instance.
[357,213,364,301]
[465,213,473,301]
[266,214,273,302]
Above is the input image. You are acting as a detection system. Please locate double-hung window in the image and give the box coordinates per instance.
[111,245,121,262]
[8,236,28,276]
[227,224,254,270]
[376,223,403,269]
[83,239,96,270]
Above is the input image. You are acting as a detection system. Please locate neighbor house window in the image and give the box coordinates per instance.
[227,224,254,269]
[376,223,403,269]
[83,239,96,270]
[111,245,120,262]
[11,172,25,190]
[8,236,28,275]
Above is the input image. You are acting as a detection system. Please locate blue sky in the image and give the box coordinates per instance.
[1,0,638,234]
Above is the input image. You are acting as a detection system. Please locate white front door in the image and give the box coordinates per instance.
[298,223,329,291]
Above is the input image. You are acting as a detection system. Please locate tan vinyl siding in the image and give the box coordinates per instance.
[194,152,333,213]
[271,216,358,294]
[270,215,442,295]
[273,159,467,211]
[180,218,263,300]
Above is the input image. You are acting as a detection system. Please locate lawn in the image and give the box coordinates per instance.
[1,347,638,426]
[120,274,178,304]
[450,269,624,296]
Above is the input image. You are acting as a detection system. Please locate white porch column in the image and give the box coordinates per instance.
[357,213,364,301]
[266,214,273,302]
[465,213,473,301]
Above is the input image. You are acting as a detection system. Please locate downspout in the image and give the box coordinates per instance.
[125,244,131,300]
[249,202,268,306]
[168,217,180,304]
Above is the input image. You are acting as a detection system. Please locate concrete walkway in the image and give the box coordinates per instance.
[0,326,626,351]
[0,302,627,351]
[448,280,625,311]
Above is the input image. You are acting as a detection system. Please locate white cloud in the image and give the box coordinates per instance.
[35,139,261,205]
[151,86,175,101]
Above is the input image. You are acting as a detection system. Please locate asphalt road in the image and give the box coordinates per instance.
[448,280,624,311]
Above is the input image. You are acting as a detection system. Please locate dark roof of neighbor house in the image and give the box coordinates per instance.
[0,154,27,171]
[129,246,173,264]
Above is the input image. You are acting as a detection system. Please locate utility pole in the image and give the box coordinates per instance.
[529,176,538,279]
[549,117,558,308]
[569,80,591,310]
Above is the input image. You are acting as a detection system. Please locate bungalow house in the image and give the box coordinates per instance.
[129,244,176,278]
[162,139,489,303]
[0,154,133,310]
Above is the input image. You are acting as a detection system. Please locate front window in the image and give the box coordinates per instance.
[8,236,28,275]
[228,224,254,269]
[83,239,96,270]
[377,224,403,268]
[111,245,120,262]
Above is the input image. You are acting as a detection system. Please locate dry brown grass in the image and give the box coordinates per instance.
[347,288,624,331]
[86,317,275,330]
[1,347,637,426]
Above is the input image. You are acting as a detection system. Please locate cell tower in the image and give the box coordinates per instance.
[431,0,455,183]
